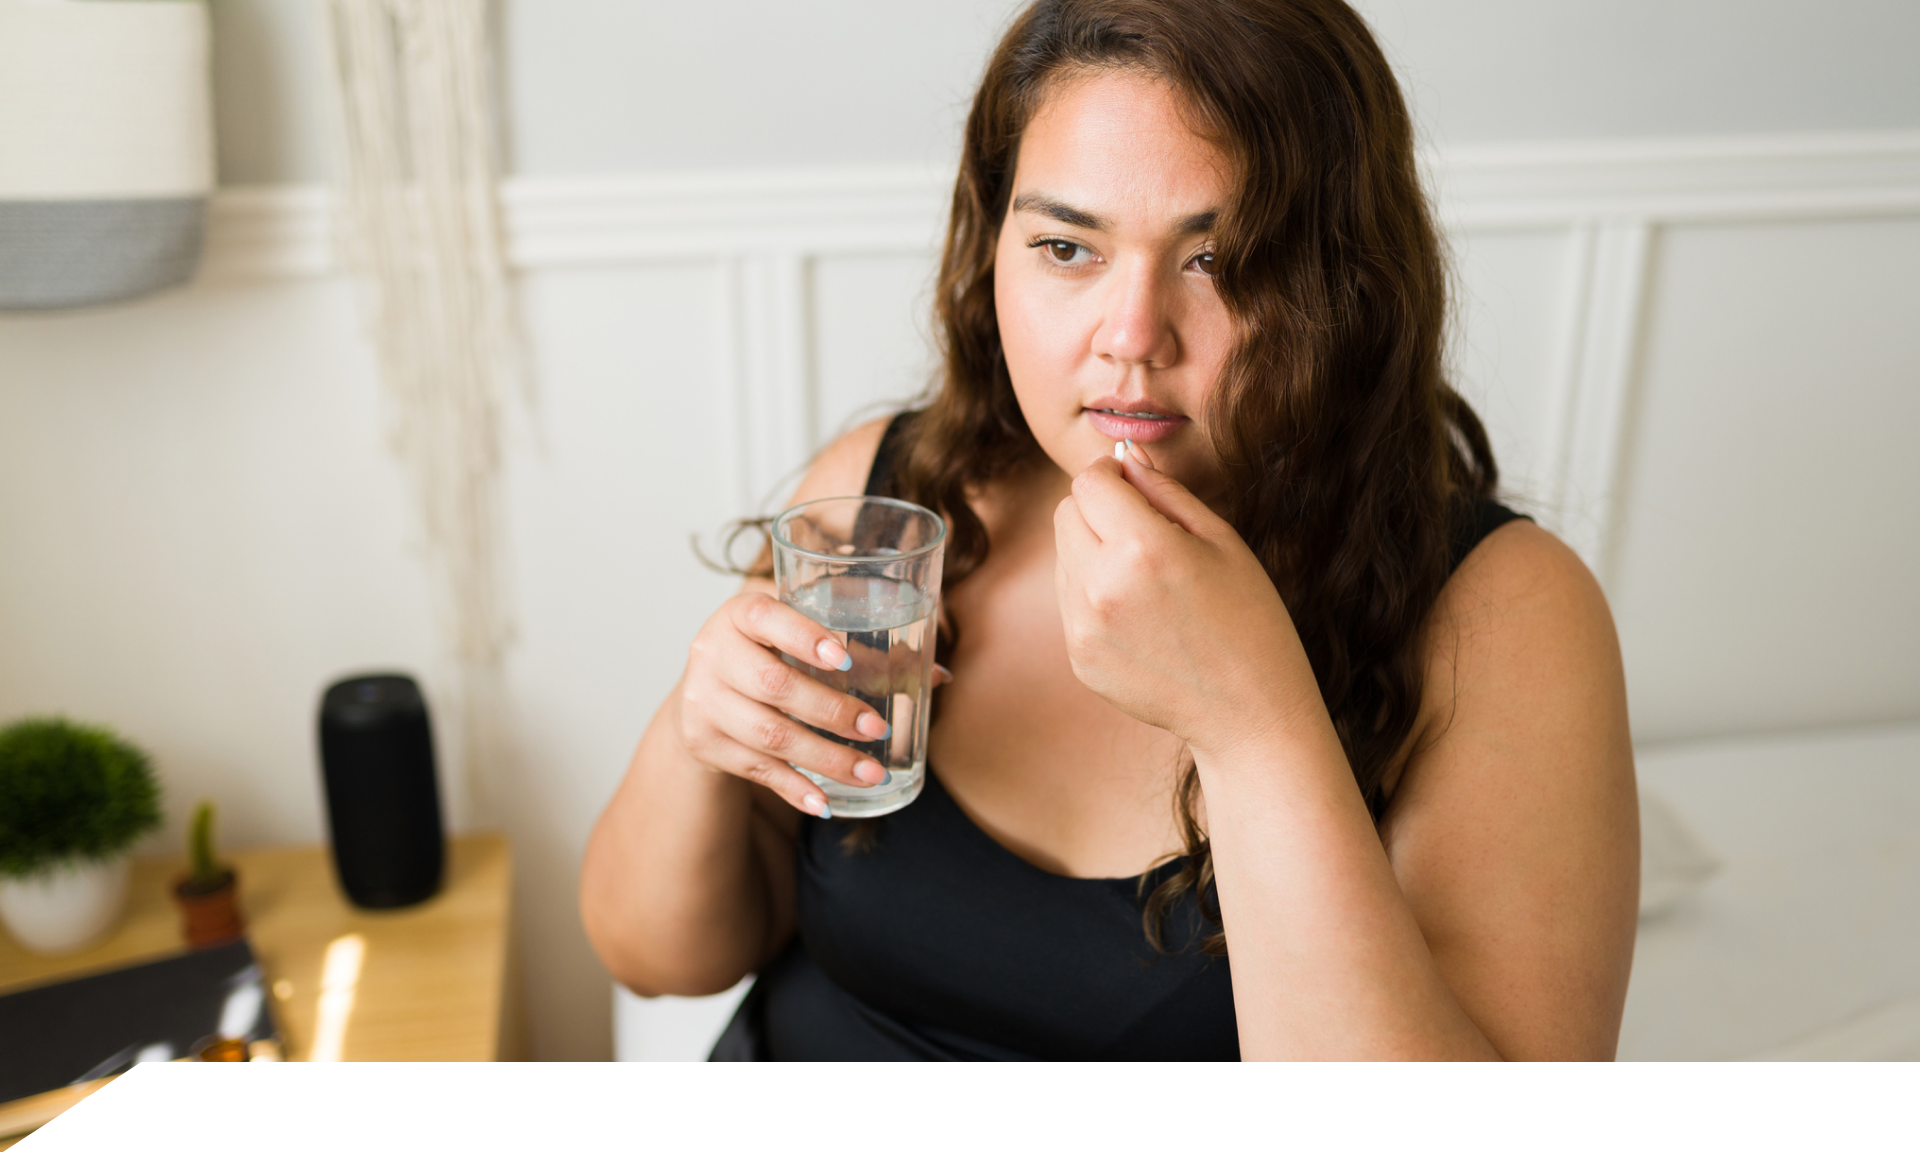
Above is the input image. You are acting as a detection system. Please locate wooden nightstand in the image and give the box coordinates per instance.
[0,833,523,1142]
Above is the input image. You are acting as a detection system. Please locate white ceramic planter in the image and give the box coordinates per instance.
[0,0,214,309]
[0,854,131,955]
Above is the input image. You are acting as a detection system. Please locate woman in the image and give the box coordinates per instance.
[581,0,1637,1060]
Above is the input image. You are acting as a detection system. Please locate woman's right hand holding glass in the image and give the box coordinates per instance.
[676,591,890,817]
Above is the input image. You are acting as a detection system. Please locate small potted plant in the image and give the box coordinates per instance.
[173,801,244,948]
[0,717,161,955]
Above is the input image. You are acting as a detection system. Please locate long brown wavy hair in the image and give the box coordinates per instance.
[868,0,1498,956]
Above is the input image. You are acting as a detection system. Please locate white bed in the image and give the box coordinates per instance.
[1623,720,1920,1060]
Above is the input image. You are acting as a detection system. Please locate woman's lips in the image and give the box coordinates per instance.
[1084,407,1188,442]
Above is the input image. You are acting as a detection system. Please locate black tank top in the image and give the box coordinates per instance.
[712,413,1528,1061]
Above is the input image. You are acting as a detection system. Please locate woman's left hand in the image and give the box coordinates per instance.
[1053,448,1318,757]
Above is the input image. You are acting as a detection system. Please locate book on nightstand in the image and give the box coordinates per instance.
[0,938,280,1104]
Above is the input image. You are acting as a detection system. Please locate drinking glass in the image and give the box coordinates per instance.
[771,495,944,817]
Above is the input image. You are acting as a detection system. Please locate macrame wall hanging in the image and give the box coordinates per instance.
[321,0,526,810]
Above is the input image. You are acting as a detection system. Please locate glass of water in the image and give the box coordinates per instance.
[771,495,945,818]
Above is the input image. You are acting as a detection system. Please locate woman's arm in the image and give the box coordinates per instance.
[581,688,798,997]
[579,419,893,997]
[1054,452,1636,1059]
[1199,522,1636,1059]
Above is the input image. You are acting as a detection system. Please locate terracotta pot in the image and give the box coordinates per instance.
[173,870,244,949]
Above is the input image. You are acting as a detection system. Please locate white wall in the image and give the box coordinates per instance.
[1359,0,1920,145]
[210,0,1920,183]
[5,1,1918,1061]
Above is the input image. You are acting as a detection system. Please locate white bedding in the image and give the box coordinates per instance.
[1623,721,1920,1060]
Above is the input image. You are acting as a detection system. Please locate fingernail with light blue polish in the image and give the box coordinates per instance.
[816,639,853,672]
[882,770,894,786]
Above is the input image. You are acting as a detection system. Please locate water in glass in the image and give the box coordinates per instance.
[783,574,933,817]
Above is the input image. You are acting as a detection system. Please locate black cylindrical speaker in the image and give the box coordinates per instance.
[317,673,445,909]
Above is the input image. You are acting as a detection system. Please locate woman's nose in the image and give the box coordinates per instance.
[1090,261,1179,369]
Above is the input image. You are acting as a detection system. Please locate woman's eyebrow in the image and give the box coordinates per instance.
[1175,210,1217,234]
[1009,191,1217,235]
[1010,192,1106,230]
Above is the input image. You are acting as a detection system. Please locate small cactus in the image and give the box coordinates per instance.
[187,801,226,891]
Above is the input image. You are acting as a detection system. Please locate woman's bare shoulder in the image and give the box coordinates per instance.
[1384,516,1637,1058]
[1428,518,1620,703]
[1402,516,1626,780]
[785,416,896,507]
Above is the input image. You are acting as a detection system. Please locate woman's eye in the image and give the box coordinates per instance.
[1034,239,1090,265]
[1189,252,1217,276]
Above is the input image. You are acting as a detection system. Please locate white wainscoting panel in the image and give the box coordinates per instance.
[1445,227,1575,511]
[1545,220,1655,571]
[811,252,940,452]
[725,253,815,514]
[1609,216,1920,743]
